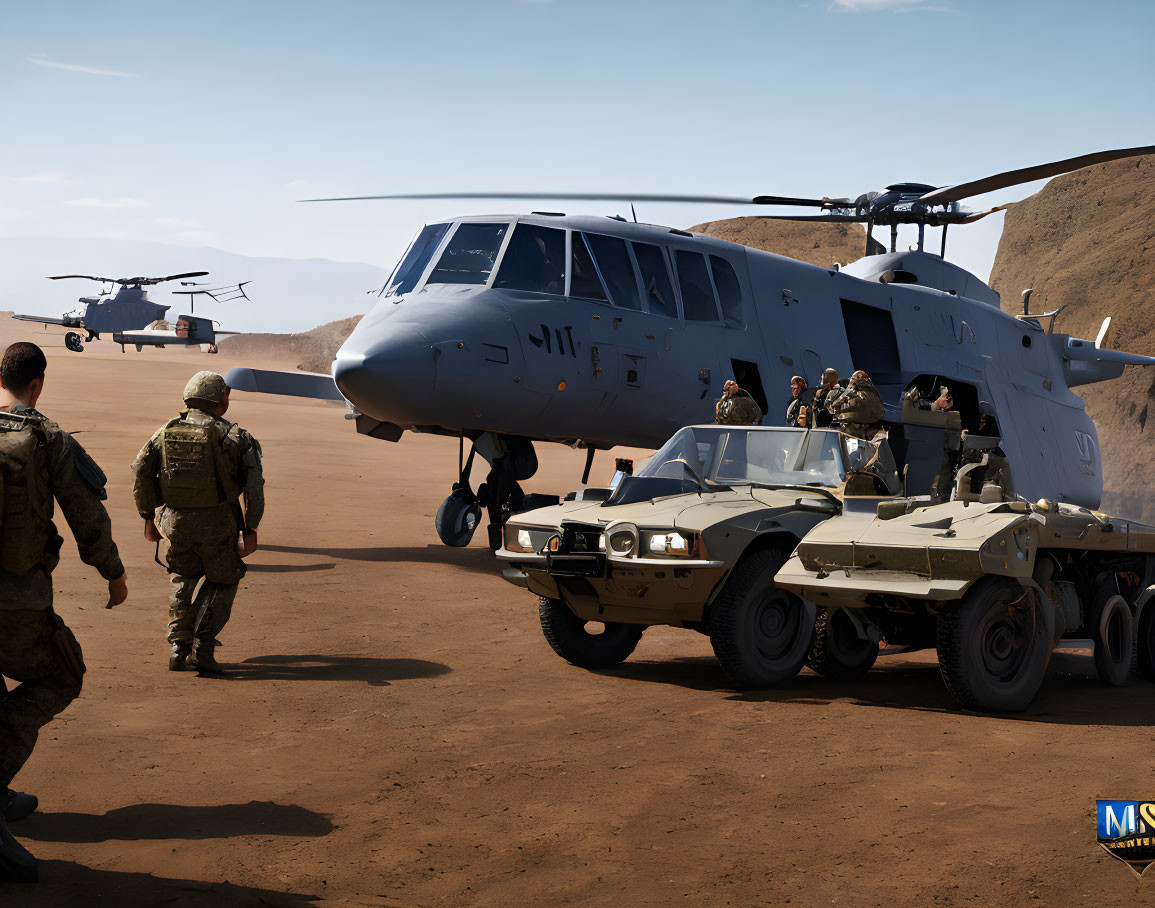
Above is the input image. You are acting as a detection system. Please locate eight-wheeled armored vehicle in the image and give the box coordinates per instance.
[775,486,1155,712]
[497,425,901,688]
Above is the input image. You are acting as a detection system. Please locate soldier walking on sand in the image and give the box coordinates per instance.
[131,371,264,674]
[0,342,128,884]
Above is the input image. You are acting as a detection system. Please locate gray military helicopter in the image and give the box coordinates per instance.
[227,145,1155,548]
[12,271,246,353]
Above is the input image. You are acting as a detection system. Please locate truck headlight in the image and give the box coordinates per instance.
[646,531,696,557]
[504,525,546,554]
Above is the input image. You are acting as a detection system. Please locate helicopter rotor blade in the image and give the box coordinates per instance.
[46,274,117,282]
[755,214,868,223]
[919,145,1155,204]
[956,202,1021,224]
[301,191,760,205]
[157,271,210,283]
[751,195,852,208]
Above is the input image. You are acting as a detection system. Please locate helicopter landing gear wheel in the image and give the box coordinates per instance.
[708,549,815,689]
[807,607,879,680]
[538,597,643,668]
[1090,592,1133,686]
[936,577,1051,712]
[435,486,482,547]
[64,332,84,353]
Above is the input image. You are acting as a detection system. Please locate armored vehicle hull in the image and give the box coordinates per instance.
[775,497,1155,711]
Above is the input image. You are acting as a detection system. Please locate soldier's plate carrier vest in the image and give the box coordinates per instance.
[0,411,54,575]
[159,415,241,509]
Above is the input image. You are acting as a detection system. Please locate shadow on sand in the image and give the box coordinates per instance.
[597,648,1155,727]
[0,860,319,907]
[245,562,336,574]
[18,801,333,844]
[197,653,452,686]
[260,542,496,575]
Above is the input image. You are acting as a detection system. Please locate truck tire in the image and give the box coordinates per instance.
[1136,601,1155,680]
[807,607,878,680]
[538,597,643,668]
[936,577,1051,712]
[708,548,814,689]
[1090,593,1133,686]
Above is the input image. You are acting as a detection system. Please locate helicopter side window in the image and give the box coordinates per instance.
[383,223,451,297]
[570,232,608,302]
[585,234,642,311]
[710,256,743,327]
[427,222,509,285]
[493,224,565,294]
[631,242,678,319]
[675,251,720,322]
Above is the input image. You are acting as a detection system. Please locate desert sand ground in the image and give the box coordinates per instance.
[1,324,1152,907]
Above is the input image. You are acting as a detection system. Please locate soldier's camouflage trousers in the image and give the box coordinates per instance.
[0,608,84,789]
[168,576,238,647]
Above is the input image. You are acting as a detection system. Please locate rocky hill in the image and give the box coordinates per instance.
[687,218,867,267]
[988,154,1155,518]
[224,219,866,374]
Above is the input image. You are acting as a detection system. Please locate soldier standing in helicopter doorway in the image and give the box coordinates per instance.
[131,371,264,674]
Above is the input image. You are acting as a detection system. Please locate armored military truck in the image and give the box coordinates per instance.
[775,485,1155,712]
[497,424,902,687]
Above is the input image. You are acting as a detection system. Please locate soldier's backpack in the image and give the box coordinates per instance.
[0,411,54,575]
[158,415,241,509]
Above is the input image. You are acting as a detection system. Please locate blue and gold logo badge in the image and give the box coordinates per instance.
[1097,800,1155,878]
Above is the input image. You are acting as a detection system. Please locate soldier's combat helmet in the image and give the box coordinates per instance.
[183,371,228,407]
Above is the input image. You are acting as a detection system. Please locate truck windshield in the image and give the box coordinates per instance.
[607,427,848,505]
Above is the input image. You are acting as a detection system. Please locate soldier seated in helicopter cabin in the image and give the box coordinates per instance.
[716,379,763,426]
[784,375,809,427]
[828,370,885,440]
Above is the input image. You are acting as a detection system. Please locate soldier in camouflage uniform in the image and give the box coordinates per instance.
[715,379,763,426]
[0,342,127,884]
[131,371,264,674]
[829,370,885,439]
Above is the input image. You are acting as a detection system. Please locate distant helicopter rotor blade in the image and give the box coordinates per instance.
[919,145,1155,204]
[300,191,760,205]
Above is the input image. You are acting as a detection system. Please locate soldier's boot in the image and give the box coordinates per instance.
[169,642,191,671]
[0,814,37,883]
[191,639,225,675]
[3,789,38,823]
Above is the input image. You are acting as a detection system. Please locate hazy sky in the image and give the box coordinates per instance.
[2,0,1152,282]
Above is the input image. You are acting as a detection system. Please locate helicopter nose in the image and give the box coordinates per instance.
[332,327,435,423]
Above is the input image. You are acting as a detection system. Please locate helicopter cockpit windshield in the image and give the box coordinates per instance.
[606,427,851,505]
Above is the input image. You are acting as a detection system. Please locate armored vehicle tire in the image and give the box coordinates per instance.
[1136,602,1155,680]
[807,607,879,681]
[1090,593,1133,686]
[708,548,814,689]
[64,332,84,353]
[936,577,1051,713]
[435,488,482,547]
[538,597,643,669]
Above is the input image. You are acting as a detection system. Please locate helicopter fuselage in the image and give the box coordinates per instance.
[329,213,1120,509]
